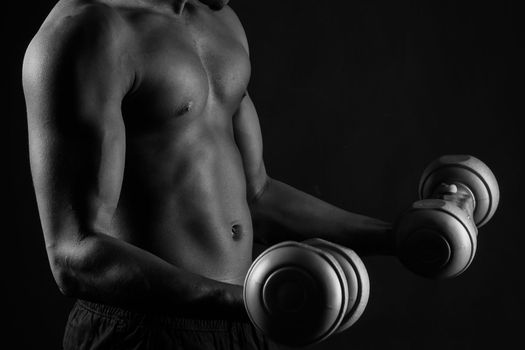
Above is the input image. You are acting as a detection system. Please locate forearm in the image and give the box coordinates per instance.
[51,232,246,320]
[250,177,394,255]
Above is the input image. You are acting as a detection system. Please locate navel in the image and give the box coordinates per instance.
[231,224,243,241]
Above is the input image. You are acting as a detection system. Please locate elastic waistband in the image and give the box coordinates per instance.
[76,300,248,331]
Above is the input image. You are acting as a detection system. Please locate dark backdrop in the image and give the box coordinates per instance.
[6,1,524,349]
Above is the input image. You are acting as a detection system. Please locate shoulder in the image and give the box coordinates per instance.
[219,5,249,54]
[30,1,127,51]
[23,1,130,87]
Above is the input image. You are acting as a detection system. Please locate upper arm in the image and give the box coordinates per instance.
[224,7,264,199]
[22,6,132,254]
[233,93,268,202]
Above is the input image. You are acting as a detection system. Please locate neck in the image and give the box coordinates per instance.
[172,0,188,15]
[109,0,226,13]
[105,0,190,14]
[149,0,190,14]
[198,0,227,11]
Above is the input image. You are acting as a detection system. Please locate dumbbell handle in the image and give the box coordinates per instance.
[355,182,478,259]
[427,182,476,227]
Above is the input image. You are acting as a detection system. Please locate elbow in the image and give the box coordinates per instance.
[52,265,79,297]
[249,174,271,206]
[249,176,276,245]
[47,243,83,298]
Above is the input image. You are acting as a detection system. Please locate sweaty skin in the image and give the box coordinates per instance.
[23,0,391,320]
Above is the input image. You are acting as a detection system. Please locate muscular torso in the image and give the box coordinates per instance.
[48,0,254,285]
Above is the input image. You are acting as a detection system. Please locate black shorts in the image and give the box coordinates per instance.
[63,300,281,350]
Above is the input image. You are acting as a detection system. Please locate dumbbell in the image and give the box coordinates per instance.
[395,155,499,278]
[243,239,369,347]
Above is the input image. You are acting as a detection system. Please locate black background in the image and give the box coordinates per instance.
[6,0,524,349]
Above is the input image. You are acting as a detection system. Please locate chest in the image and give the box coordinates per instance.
[124,11,251,127]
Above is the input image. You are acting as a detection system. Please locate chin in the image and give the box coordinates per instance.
[199,0,230,10]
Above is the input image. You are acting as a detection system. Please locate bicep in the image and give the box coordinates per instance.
[233,93,267,201]
[23,16,129,249]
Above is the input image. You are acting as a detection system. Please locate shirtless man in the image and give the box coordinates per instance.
[22,0,391,348]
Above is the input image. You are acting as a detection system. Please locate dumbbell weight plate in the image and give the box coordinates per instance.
[244,241,348,347]
[419,155,499,227]
[396,199,478,278]
[304,238,370,332]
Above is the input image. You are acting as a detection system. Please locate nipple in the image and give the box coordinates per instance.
[231,224,242,241]
[175,101,193,116]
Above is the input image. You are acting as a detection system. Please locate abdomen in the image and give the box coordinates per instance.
[113,118,253,285]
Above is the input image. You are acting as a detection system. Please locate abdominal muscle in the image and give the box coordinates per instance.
[112,118,254,286]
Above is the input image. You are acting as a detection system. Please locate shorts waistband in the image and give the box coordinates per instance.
[76,300,248,331]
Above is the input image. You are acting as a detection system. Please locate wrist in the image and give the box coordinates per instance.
[341,217,395,256]
[367,219,395,255]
